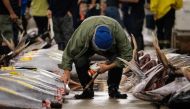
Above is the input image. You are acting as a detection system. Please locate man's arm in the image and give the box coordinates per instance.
[2,0,15,15]
[2,0,18,21]
[60,24,89,83]
[60,70,71,83]
[113,22,133,68]
[98,62,117,73]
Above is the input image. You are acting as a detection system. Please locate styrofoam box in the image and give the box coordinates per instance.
[175,0,190,31]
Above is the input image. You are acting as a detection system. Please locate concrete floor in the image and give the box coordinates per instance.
[63,91,168,109]
[63,69,169,109]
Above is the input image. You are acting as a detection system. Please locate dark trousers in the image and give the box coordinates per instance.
[123,10,145,51]
[12,23,19,46]
[70,0,80,29]
[146,14,155,30]
[74,51,123,90]
[22,15,28,32]
[156,8,175,49]
[53,15,74,51]
[33,16,48,36]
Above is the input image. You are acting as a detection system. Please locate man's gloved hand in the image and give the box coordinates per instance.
[97,62,117,74]
[60,70,70,83]
[97,63,109,74]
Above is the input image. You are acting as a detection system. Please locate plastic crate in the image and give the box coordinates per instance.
[172,30,190,54]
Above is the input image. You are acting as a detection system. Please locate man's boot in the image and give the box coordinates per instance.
[75,88,94,99]
[108,86,127,99]
[58,43,65,51]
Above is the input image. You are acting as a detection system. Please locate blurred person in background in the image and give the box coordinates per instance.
[83,0,101,17]
[0,0,19,55]
[79,1,88,24]
[21,0,30,33]
[145,0,155,35]
[48,0,80,50]
[27,0,49,40]
[150,0,183,49]
[120,0,145,51]
[100,0,124,26]
[11,0,21,46]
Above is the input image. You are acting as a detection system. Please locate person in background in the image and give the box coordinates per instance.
[11,0,21,45]
[0,0,18,55]
[27,0,49,40]
[150,0,183,49]
[120,0,145,51]
[145,0,155,35]
[100,0,124,26]
[21,0,29,33]
[85,0,101,17]
[48,0,79,50]
[79,1,88,24]
[60,16,132,99]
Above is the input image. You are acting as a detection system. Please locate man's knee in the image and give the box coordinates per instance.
[74,57,90,68]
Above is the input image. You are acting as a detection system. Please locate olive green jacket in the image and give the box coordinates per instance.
[61,16,132,71]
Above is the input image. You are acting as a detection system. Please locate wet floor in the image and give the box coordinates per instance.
[63,91,168,109]
[66,79,169,109]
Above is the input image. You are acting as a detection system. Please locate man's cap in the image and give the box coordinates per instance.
[92,25,113,51]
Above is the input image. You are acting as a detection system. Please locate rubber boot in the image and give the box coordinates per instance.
[108,86,127,99]
[75,88,94,99]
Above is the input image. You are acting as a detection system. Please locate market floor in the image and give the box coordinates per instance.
[63,91,169,109]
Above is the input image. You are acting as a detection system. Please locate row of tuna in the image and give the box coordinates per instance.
[119,33,190,109]
[0,31,71,109]
[0,30,190,109]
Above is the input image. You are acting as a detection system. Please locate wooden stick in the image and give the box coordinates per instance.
[83,72,99,92]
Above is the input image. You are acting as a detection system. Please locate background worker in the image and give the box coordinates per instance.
[60,16,132,99]
[150,0,183,49]
[100,0,124,26]
[47,0,79,50]
[0,0,18,55]
[27,0,49,40]
[120,0,145,51]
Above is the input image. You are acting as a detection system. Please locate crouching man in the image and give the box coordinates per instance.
[60,16,132,99]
